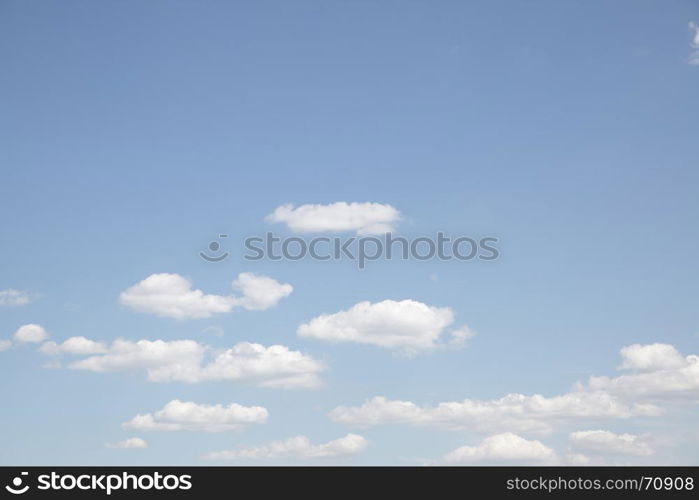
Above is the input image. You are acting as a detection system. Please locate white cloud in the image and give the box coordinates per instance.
[266,202,401,235]
[203,433,368,461]
[13,324,49,343]
[68,338,206,382]
[124,400,268,432]
[0,289,33,307]
[197,341,327,389]
[298,299,468,355]
[618,343,686,372]
[689,22,699,66]
[105,437,148,449]
[0,340,11,352]
[64,338,325,389]
[569,430,653,457]
[586,344,699,400]
[119,273,292,319]
[230,272,293,311]
[119,273,235,319]
[329,392,660,435]
[440,433,557,464]
[40,337,108,356]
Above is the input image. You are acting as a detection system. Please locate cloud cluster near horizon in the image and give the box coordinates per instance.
[330,343,699,439]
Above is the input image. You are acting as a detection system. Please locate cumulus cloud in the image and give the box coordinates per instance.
[119,273,292,319]
[329,392,660,435]
[586,343,699,400]
[618,343,686,372]
[689,22,699,66]
[119,274,233,319]
[124,400,268,432]
[0,340,11,352]
[265,202,401,235]
[105,437,148,449]
[13,324,49,343]
[298,299,469,355]
[439,433,557,464]
[197,341,326,389]
[230,273,293,311]
[0,289,33,307]
[569,430,653,457]
[203,433,368,461]
[61,338,325,389]
[40,337,108,356]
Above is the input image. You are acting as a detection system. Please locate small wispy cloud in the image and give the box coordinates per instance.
[203,433,368,461]
[105,437,148,449]
[0,289,34,307]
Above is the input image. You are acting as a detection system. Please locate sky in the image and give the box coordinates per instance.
[1,0,698,466]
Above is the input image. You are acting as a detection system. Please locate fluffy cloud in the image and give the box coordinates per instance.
[298,299,468,355]
[197,342,326,389]
[440,433,557,464]
[124,400,268,432]
[689,22,699,66]
[119,273,292,319]
[230,272,293,311]
[0,289,33,307]
[68,339,205,381]
[40,337,108,356]
[203,433,368,461]
[60,338,325,389]
[119,274,233,319]
[105,437,148,449]
[618,344,686,372]
[266,202,401,235]
[329,392,660,435]
[569,430,653,457]
[586,343,699,400]
[13,324,49,343]
[0,340,11,352]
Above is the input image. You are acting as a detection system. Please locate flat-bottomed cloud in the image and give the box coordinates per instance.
[298,299,471,356]
[124,400,268,432]
[440,433,557,464]
[13,324,49,343]
[46,338,325,389]
[203,433,368,461]
[119,272,292,319]
[266,202,401,235]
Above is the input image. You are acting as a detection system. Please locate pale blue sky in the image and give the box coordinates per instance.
[1,0,698,465]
